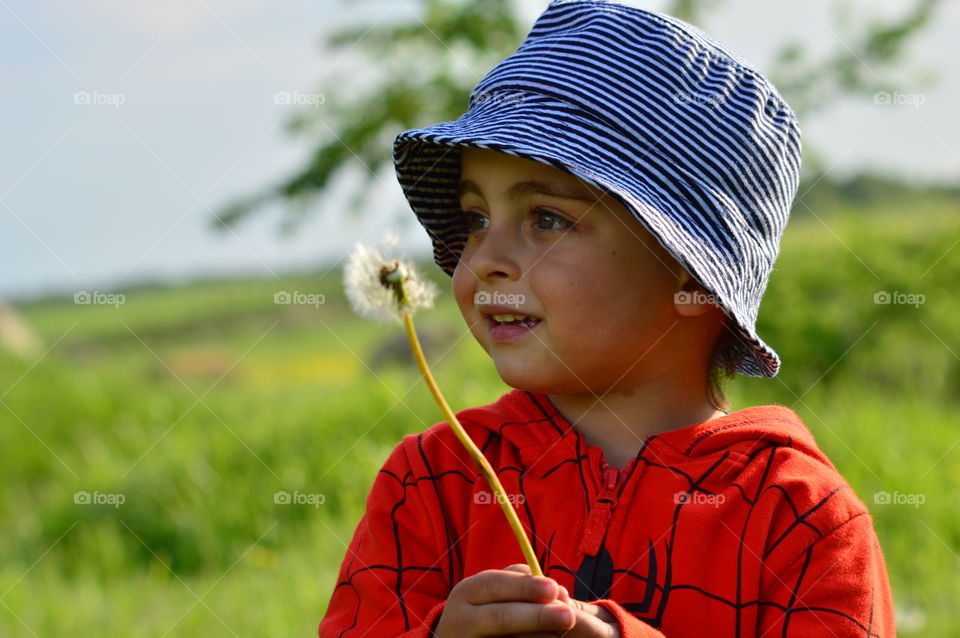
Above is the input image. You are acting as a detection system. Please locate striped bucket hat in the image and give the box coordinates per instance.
[392,0,802,377]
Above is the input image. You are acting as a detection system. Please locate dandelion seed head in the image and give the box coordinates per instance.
[344,233,438,323]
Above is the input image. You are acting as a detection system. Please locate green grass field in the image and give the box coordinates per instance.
[1,200,957,636]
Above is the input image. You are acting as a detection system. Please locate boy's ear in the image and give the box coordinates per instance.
[673,270,719,318]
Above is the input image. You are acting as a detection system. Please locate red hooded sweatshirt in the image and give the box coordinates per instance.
[319,389,895,637]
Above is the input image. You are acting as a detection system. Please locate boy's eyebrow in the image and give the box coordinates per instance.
[457,178,599,203]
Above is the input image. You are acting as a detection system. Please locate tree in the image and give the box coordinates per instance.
[210,0,942,233]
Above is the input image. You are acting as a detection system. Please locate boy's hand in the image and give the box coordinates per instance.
[507,564,622,638]
[432,563,574,637]
[432,563,621,638]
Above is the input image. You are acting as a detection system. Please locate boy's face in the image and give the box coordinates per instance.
[453,147,700,395]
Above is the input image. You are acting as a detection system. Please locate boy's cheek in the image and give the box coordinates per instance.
[451,264,486,343]
[450,264,474,314]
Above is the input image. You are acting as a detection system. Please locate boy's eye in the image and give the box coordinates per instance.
[458,208,572,233]
[460,210,488,233]
[534,208,572,230]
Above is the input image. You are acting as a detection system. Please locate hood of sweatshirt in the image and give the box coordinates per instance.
[454,388,835,475]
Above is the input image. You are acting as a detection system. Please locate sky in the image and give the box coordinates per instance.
[2,0,958,302]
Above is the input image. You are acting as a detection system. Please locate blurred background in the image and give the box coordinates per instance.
[1,0,957,635]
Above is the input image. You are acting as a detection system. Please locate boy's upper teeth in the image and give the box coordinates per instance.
[492,313,532,322]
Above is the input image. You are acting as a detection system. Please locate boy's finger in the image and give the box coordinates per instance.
[469,600,574,635]
[502,563,533,574]
[464,569,559,605]
[571,600,618,624]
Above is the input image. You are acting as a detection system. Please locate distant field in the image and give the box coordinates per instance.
[0,202,956,636]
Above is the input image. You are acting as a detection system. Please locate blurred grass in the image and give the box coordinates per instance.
[1,200,957,636]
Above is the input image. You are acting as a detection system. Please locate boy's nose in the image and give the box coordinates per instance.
[465,224,522,283]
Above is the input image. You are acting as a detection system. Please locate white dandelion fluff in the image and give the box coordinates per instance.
[343,232,438,323]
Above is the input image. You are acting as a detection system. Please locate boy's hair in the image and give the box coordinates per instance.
[392,0,802,379]
[707,321,742,412]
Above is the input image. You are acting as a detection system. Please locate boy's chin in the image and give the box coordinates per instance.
[492,360,586,395]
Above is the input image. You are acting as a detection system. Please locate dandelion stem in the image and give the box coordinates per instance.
[401,309,543,577]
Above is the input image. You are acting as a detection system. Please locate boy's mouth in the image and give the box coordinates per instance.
[489,313,541,328]
[480,308,542,343]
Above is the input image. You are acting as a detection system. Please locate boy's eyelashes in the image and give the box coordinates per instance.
[458,207,575,233]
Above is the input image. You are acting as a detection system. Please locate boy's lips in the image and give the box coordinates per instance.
[477,304,542,343]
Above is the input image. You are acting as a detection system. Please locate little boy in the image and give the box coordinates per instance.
[319,1,895,636]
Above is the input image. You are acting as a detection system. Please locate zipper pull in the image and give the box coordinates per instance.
[578,465,623,556]
[604,466,619,490]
